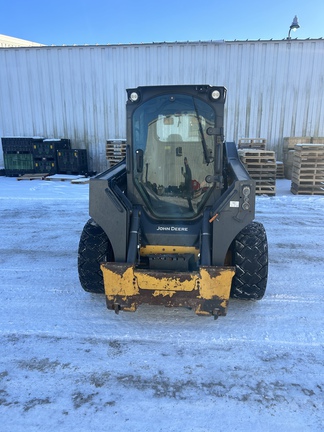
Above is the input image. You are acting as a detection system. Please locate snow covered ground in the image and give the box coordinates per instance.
[0,176,323,432]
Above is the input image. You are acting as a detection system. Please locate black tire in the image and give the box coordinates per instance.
[230,221,268,300]
[78,219,114,294]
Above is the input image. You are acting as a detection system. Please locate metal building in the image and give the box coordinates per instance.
[0,39,323,172]
[0,33,44,48]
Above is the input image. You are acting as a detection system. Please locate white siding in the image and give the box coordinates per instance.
[1,40,324,172]
[0,34,44,47]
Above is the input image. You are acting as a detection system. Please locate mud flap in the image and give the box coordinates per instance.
[100,262,235,318]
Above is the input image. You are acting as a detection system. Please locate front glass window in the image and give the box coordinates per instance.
[132,93,216,218]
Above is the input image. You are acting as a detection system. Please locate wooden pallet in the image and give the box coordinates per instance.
[291,182,324,195]
[255,180,276,188]
[293,165,324,174]
[294,156,324,165]
[292,167,324,178]
[246,174,276,183]
[283,150,294,179]
[238,149,275,157]
[45,174,86,182]
[238,149,276,196]
[106,140,126,166]
[294,143,324,151]
[238,138,267,150]
[291,145,324,165]
[240,161,276,170]
[290,144,324,195]
[292,176,324,186]
[71,177,90,184]
[294,146,324,161]
[311,138,324,144]
[283,140,323,180]
[239,150,276,164]
[16,173,49,180]
[255,184,276,196]
[283,137,312,150]
[276,161,284,179]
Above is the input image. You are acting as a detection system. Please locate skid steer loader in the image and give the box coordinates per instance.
[78,85,268,318]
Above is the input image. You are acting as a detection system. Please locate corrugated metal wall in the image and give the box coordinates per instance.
[1,39,324,172]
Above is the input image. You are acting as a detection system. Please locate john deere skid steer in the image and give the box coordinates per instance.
[78,85,268,318]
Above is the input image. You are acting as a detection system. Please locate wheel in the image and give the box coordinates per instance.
[78,219,114,294]
[230,221,268,300]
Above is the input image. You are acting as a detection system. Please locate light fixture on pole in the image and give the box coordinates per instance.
[287,15,300,39]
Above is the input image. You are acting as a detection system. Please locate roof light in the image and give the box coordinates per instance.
[130,92,139,102]
[211,90,221,100]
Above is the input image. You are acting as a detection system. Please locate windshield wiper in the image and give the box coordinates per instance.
[192,97,211,164]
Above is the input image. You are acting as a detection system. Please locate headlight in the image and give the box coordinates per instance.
[242,185,251,197]
[242,185,251,210]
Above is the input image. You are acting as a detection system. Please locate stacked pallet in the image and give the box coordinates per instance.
[238,138,267,150]
[239,149,276,196]
[276,161,284,179]
[291,144,324,195]
[283,137,324,179]
[106,139,126,167]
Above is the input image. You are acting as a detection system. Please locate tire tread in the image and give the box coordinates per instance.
[78,219,113,294]
[230,221,268,300]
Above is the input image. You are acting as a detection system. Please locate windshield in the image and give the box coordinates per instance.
[132,93,216,218]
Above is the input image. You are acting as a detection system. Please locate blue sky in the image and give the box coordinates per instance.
[0,0,323,45]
